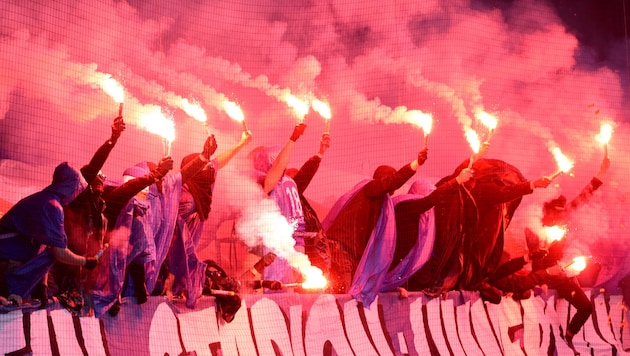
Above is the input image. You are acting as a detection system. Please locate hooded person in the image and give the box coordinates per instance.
[321,148,428,306]
[250,123,308,290]
[406,157,551,296]
[92,135,215,317]
[48,116,125,315]
[0,162,98,305]
[380,168,473,293]
[161,131,251,308]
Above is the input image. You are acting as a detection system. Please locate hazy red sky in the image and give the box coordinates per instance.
[1,0,629,287]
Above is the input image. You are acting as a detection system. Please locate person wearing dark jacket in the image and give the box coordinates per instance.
[321,147,428,305]
[285,133,331,287]
[525,156,610,354]
[48,116,125,314]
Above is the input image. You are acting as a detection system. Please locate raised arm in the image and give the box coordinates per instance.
[216,130,252,169]
[262,124,306,194]
[81,116,126,183]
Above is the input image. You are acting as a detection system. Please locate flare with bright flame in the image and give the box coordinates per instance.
[408,110,433,148]
[549,146,574,180]
[139,106,176,156]
[475,110,498,141]
[563,256,589,274]
[595,121,614,158]
[285,94,310,123]
[223,100,249,132]
[312,99,332,133]
[100,75,125,116]
[544,225,566,244]
[180,98,208,123]
[465,128,481,168]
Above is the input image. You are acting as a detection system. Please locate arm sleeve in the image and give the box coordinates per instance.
[81,139,116,183]
[475,181,533,204]
[363,164,416,198]
[292,155,321,194]
[568,177,603,211]
[395,179,459,217]
[181,155,211,184]
[103,174,156,227]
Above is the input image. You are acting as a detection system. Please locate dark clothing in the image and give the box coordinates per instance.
[391,179,458,270]
[50,139,116,296]
[487,256,549,297]
[325,164,416,292]
[291,155,331,277]
[407,159,532,292]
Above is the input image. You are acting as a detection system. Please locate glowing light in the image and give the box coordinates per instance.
[550,147,574,177]
[285,94,310,121]
[311,99,331,120]
[139,107,175,156]
[544,225,566,243]
[100,76,124,103]
[408,110,433,135]
[180,98,207,123]
[223,100,245,122]
[465,128,481,154]
[564,256,588,273]
[595,121,614,144]
[301,266,328,289]
[476,111,498,131]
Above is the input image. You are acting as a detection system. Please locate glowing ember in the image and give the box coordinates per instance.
[180,98,207,123]
[465,128,481,154]
[100,76,124,103]
[285,94,310,121]
[595,122,614,145]
[544,225,566,243]
[550,146,574,175]
[564,256,588,273]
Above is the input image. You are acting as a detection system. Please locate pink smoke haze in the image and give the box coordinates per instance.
[0,0,628,289]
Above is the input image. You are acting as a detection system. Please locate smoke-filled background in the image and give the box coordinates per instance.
[1,0,629,289]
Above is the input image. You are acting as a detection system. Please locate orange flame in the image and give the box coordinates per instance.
[301,266,328,289]
[180,99,207,123]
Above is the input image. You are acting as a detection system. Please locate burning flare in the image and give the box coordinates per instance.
[285,94,310,122]
[223,100,249,132]
[475,110,498,140]
[544,225,566,243]
[407,110,433,147]
[139,106,176,156]
[550,146,574,179]
[564,256,588,274]
[312,99,332,133]
[595,121,614,158]
[180,98,207,123]
[100,75,124,116]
